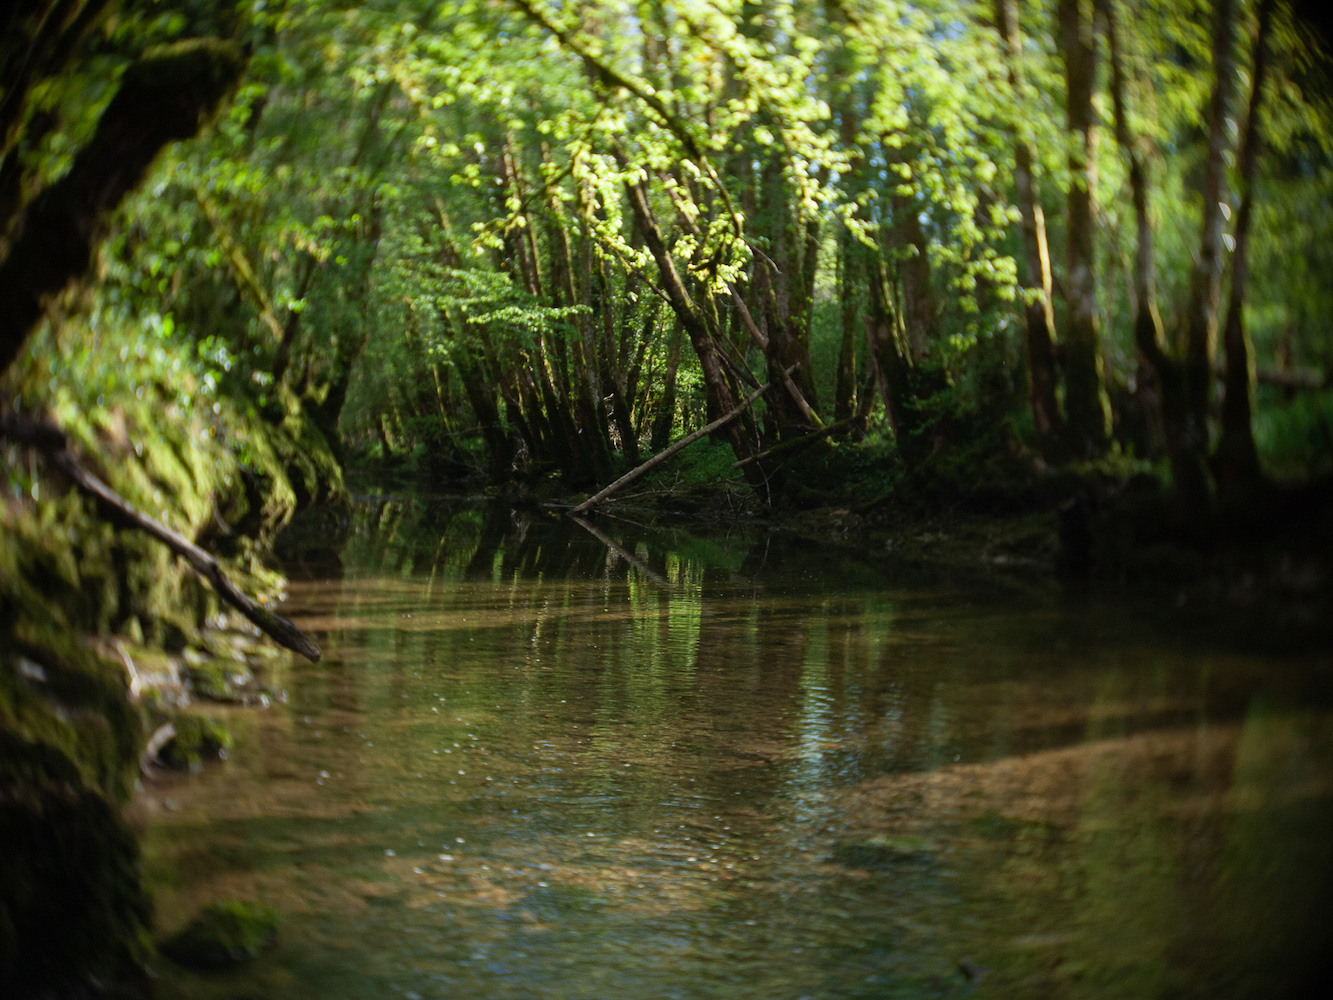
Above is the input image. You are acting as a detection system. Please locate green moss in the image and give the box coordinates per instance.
[159,714,231,770]
[160,900,279,968]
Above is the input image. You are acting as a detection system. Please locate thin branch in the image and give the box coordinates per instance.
[510,0,744,241]
[733,418,853,469]
[197,192,286,343]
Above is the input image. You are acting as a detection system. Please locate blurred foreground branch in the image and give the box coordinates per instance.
[1,411,321,662]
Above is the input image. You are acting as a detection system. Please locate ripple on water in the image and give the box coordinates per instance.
[138,500,1333,1000]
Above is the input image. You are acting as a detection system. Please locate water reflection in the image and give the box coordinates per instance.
[136,498,1333,999]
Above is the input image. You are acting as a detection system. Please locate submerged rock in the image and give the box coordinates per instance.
[829,835,934,869]
[160,900,279,968]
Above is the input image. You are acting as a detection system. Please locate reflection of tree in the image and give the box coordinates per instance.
[463,504,511,580]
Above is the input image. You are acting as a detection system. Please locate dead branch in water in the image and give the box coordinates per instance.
[569,370,789,515]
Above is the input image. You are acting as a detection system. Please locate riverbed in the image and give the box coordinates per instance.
[134,497,1333,999]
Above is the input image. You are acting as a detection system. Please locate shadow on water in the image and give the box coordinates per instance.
[135,494,1333,1000]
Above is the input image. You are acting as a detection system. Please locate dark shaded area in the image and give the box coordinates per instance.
[0,37,248,373]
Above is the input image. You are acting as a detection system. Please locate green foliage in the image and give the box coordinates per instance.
[1253,387,1333,480]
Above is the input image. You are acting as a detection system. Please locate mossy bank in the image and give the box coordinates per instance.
[1,335,341,997]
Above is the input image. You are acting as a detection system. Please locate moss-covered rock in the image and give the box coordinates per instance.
[157,714,231,770]
[179,649,256,703]
[160,900,279,968]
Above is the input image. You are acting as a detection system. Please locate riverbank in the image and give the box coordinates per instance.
[1,361,341,996]
[350,431,1333,629]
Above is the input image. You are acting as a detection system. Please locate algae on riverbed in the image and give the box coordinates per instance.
[160,900,279,968]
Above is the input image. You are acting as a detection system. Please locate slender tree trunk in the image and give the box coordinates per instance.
[754,149,819,435]
[864,257,915,440]
[1213,0,1274,497]
[1187,0,1239,416]
[455,345,513,479]
[835,230,858,422]
[1173,0,1239,519]
[307,201,383,454]
[995,0,1064,458]
[621,173,758,469]
[1103,0,1166,363]
[1058,0,1109,457]
[651,316,685,451]
[572,214,614,480]
[796,178,824,348]
[532,345,587,479]
[597,252,639,465]
[625,310,653,422]
[890,187,938,364]
[1150,0,1237,522]
[1103,0,1202,514]
[828,10,861,426]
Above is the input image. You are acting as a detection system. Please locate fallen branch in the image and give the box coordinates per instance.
[1,413,321,662]
[732,418,855,470]
[569,372,786,515]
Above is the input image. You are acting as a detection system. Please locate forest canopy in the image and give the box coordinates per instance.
[3,0,1333,514]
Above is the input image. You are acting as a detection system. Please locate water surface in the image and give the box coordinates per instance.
[138,499,1333,999]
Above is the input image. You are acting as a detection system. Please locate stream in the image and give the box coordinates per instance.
[136,497,1333,999]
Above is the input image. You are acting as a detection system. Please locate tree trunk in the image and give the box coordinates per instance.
[1102,0,1198,516]
[1058,0,1109,458]
[1186,0,1239,420]
[1213,0,1274,498]
[597,252,639,465]
[651,316,685,451]
[995,0,1064,458]
[573,214,614,480]
[454,346,513,479]
[0,39,247,374]
[891,189,938,364]
[755,150,819,435]
[621,173,758,469]
[864,257,914,439]
[835,229,858,422]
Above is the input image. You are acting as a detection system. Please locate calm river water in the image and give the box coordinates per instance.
[138,498,1333,999]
